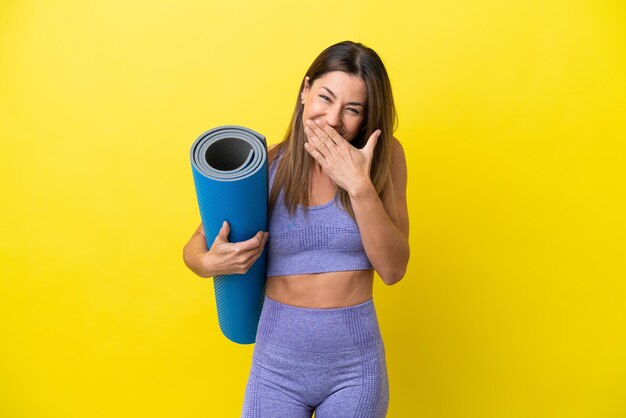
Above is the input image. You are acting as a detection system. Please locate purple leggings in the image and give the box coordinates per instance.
[241,295,389,417]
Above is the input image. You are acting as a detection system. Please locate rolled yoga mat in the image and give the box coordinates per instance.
[190,125,268,344]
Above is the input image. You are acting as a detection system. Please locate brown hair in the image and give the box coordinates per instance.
[269,40,398,219]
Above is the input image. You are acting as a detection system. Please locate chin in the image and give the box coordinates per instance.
[344,132,358,142]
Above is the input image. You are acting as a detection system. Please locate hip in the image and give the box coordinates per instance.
[255,294,383,353]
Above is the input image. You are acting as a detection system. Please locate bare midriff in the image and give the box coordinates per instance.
[265,269,374,308]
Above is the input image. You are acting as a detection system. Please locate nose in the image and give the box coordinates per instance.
[325,106,342,129]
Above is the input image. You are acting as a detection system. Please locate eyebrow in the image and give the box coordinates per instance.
[321,86,365,107]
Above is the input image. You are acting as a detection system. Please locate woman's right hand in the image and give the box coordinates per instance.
[183,221,269,278]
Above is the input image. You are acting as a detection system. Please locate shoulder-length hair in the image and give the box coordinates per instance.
[269,40,398,220]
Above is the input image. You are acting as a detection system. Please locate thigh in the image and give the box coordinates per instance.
[241,370,313,418]
[315,344,389,418]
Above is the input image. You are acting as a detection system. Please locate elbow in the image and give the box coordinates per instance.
[380,267,406,286]
[182,245,211,279]
[378,248,410,286]
[379,259,408,286]
[182,245,190,267]
[182,245,194,271]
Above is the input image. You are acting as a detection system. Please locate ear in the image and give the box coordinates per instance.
[302,76,311,94]
[301,76,311,104]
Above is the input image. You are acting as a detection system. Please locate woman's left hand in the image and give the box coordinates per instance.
[303,119,381,195]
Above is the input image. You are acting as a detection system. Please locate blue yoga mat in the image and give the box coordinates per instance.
[190,125,268,344]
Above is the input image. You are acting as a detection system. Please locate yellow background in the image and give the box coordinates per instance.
[1,0,625,417]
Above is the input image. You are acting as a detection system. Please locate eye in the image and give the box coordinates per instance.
[347,107,360,115]
[319,95,330,102]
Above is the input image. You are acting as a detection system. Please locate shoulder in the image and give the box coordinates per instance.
[384,136,409,236]
[391,136,405,162]
[390,136,407,181]
[267,143,280,166]
[384,136,408,207]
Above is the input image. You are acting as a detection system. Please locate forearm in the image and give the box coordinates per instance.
[183,232,212,278]
[349,183,410,285]
[183,222,268,278]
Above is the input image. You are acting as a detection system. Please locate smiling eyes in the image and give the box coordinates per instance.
[318,95,361,116]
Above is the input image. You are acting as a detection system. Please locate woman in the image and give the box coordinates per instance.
[183,40,409,418]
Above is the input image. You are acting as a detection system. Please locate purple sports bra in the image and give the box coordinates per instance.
[266,151,373,277]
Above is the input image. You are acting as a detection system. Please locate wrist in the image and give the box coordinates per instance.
[200,251,218,278]
[347,179,376,201]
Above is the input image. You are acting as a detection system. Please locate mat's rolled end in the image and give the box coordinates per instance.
[191,125,267,182]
